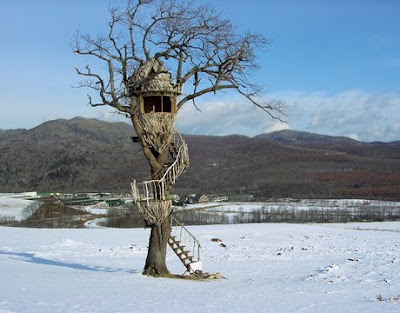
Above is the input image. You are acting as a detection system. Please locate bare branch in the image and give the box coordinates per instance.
[177,84,238,110]
[237,88,286,121]
[74,0,283,119]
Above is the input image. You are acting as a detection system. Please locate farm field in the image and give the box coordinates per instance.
[174,199,400,225]
[2,194,400,227]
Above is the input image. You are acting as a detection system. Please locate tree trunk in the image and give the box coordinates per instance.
[142,149,172,276]
[131,114,175,276]
[142,215,171,276]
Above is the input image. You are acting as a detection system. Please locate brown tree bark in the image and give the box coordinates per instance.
[142,215,171,276]
[142,149,172,276]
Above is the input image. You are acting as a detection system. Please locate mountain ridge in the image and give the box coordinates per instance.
[1,117,399,200]
[2,117,399,144]
[255,129,359,144]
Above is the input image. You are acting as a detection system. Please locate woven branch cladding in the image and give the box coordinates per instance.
[136,200,173,226]
[131,132,189,226]
[138,113,176,152]
[129,58,181,95]
[129,59,188,226]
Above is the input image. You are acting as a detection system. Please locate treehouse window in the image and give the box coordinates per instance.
[143,96,173,113]
[163,96,172,112]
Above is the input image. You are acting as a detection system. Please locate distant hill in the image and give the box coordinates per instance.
[0,129,27,140]
[1,117,400,200]
[0,117,147,193]
[256,129,400,159]
[255,130,358,145]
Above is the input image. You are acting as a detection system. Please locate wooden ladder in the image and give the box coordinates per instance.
[168,216,202,273]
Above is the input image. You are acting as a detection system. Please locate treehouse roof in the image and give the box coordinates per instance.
[130,58,181,96]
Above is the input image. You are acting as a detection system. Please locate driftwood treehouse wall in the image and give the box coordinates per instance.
[129,58,187,226]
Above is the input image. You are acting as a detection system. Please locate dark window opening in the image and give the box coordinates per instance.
[163,96,172,112]
[143,96,173,113]
[144,96,160,113]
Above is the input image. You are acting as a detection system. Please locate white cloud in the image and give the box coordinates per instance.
[271,89,400,142]
[265,121,290,133]
[176,97,283,137]
[2,88,399,143]
[390,123,400,131]
[176,89,400,142]
[90,109,129,124]
[311,115,320,127]
[348,133,359,141]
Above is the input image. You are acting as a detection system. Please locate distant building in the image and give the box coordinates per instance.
[62,197,101,206]
[2,191,38,199]
[174,196,188,206]
[168,194,180,202]
[207,195,228,202]
[187,194,209,204]
[105,199,125,206]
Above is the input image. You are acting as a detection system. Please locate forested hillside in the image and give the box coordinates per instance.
[1,117,399,200]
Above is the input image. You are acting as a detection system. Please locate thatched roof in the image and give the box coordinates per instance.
[129,59,181,95]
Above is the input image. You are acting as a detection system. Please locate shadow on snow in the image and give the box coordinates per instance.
[0,250,139,274]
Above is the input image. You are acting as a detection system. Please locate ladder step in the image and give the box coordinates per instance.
[177,251,191,257]
[168,237,180,245]
[169,240,182,247]
[167,217,200,273]
[179,255,193,263]
[172,248,185,254]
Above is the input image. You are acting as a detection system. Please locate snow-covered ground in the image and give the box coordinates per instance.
[0,197,39,221]
[1,222,400,312]
[0,194,109,221]
[84,217,107,228]
[78,204,109,215]
[2,193,399,222]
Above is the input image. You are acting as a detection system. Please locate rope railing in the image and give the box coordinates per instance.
[131,132,189,205]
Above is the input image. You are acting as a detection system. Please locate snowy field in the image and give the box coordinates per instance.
[185,199,400,213]
[2,193,399,223]
[1,222,400,313]
[0,197,38,221]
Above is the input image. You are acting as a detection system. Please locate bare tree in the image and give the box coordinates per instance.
[74,0,282,277]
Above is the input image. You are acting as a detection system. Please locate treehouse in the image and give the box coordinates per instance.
[129,58,181,115]
[129,58,182,152]
[129,58,198,274]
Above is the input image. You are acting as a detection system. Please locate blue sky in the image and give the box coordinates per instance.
[0,0,399,141]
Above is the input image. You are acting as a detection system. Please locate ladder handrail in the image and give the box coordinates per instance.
[171,215,201,262]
